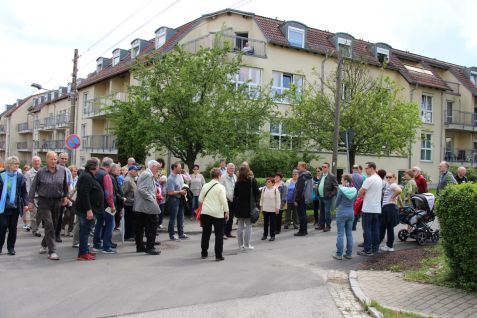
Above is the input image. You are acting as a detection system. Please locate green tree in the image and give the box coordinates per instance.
[286,60,422,169]
[108,38,274,171]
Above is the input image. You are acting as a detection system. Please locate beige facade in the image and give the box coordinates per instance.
[2,8,477,184]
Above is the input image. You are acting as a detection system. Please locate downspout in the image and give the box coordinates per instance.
[440,90,445,165]
[409,83,418,169]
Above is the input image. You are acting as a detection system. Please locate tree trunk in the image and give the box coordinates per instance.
[185,154,197,174]
[349,148,356,173]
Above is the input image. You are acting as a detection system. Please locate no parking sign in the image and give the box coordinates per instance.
[65,134,81,150]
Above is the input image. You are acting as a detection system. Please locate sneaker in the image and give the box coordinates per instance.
[216,256,225,261]
[179,234,189,240]
[72,243,79,248]
[380,245,395,252]
[269,237,275,241]
[39,246,47,254]
[23,225,31,232]
[344,255,353,260]
[170,236,179,241]
[357,250,374,256]
[261,236,267,240]
[92,247,101,252]
[77,254,95,261]
[244,245,254,250]
[293,224,299,230]
[7,249,16,256]
[102,249,117,254]
[33,231,41,237]
[48,253,60,260]
[158,224,164,229]
[332,254,343,260]
[145,249,161,255]
[239,245,245,250]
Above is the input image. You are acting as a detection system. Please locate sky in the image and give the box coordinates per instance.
[0,0,475,111]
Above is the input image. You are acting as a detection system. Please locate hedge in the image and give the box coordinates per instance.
[435,183,477,290]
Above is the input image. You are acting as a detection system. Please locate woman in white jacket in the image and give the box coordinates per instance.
[260,178,281,241]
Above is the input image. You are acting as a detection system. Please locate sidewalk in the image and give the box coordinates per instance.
[356,270,477,318]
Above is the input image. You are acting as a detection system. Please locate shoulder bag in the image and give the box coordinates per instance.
[250,179,259,223]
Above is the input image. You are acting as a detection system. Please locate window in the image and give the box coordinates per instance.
[96,59,102,72]
[337,37,352,58]
[235,32,248,50]
[470,71,477,86]
[288,27,304,48]
[155,29,166,50]
[376,47,389,63]
[232,67,262,99]
[272,71,304,103]
[112,50,120,66]
[131,40,140,58]
[446,101,453,124]
[420,133,432,161]
[421,95,433,123]
[82,92,89,115]
[269,120,300,150]
[81,124,87,137]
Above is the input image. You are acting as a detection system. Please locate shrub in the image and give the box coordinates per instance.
[435,183,477,290]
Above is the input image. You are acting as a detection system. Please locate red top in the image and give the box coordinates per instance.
[415,174,428,193]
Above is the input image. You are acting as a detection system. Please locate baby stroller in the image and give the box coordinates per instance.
[398,193,440,245]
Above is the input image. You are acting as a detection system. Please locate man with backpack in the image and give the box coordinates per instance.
[317,162,338,232]
[293,162,313,236]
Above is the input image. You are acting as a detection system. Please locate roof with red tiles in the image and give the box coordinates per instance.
[2,95,35,118]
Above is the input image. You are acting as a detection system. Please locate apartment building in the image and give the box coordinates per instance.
[2,8,476,183]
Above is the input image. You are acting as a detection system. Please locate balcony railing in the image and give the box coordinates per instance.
[18,122,32,133]
[56,113,70,128]
[182,33,267,58]
[17,142,32,151]
[34,140,65,152]
[444,149,477,164]
[82,135,117,154]
[83,92,127,118]
[444,110,477,131]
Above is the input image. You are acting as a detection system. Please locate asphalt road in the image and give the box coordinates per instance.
[0,220,367,318]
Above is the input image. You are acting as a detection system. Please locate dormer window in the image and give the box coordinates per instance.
[96,59,103,72]
[288,26,305,48]
[112,50,120,66]
[155,28,167,49]
[131,39,141,58]
[377,47,389,63]
[337,37,352,58]
[470,71,477,86]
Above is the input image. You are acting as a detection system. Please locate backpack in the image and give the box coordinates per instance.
[304,178,314,204]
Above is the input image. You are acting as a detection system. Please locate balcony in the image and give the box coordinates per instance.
[83,92,127,118]
[17,142,32,152]
[0,125,5,134]
[444,149,477,165]
[36,117,56,131]
[18,122,32,133]
[182,33,267,58]
[34,140,65,152]
[444,110,477,132]
[56,113,70,128]
[82,135,117,154]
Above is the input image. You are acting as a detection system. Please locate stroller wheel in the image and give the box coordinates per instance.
[416,231,427,245]
[398,229,409,241]
[431,231,440,243]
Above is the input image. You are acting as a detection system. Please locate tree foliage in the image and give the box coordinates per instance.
[108,37,274,171]
[286,59,422,169]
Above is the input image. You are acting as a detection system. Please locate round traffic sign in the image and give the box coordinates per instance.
[65,134,81,150]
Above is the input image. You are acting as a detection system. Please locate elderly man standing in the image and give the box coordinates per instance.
[412,166,428,194]
[24,156,42,237]
[134,160,162,255]
[220,163,236,239]
[122,165,139,241]
[437,161,457,196]
[93,157,117,254]
[167,162,189,241]
[455,166,468,184]
[28,151,68,260]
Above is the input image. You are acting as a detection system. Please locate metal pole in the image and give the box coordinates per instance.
[69,49,79,164]
[345,131,350,173]
[331,55,343,175]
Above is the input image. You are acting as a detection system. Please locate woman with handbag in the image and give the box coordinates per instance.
[199,168,229,261]
[233,165,259,250]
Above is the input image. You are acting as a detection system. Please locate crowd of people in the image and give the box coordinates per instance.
[0,152,468,262]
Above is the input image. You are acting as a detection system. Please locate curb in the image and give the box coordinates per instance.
[349,270,383,318]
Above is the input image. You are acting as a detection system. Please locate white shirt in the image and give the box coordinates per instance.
[219,173,236,202]
[362,174,383,213]
[199,180,229,219]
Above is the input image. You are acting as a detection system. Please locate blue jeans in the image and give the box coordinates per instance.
[362,212,381,253]
[93,211,115,250]
[297,201,308,234]
[336,215,354,257]
[191,196,199,216]
[79,213,93,256]
[168,197,184,238]
[319,197,333,227]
